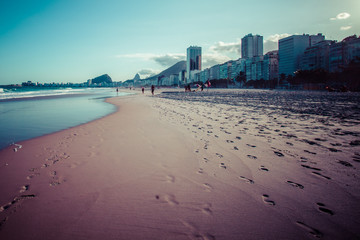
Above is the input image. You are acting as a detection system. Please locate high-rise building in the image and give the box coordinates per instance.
[329,35,360,72]
[300,40,334,72]
[245,56,264,81]
[278,34,325,76]
[186,46,202,83]
[241,34,263,59]
[263,50,279,80]
[209,64,220,80]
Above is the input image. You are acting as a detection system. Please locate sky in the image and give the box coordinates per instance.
[0,0,359,84]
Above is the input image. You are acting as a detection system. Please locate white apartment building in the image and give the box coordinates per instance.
[279,34,325,77]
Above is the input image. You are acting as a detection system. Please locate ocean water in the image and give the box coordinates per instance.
[0,88,131,150]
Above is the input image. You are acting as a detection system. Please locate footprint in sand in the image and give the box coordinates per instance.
[69,162,81,169]
[201,203,213,215]
[304,150,316,155]
[0,194,36,213]
[328,147,341,152]
[180,220,216,240]
[203,183,213,192]
[246,144,256,148]
[233,146,239,150]
[262,194,275,206]
[19,185,30,193]
[197,168,204,174]
[301,164,321,171]
[274,151,284,157]
[239,176,254,184]
[296,221,323,238]
[166,175,175,183]
[353,153,360,162]
[156,194,179,206]
[311,171,331,180]
[337,160,353,167]
[49,175,66,187]
[220,163,227,169]
[12,143,22,152]
[286,180,304,189]
[316,203,334,215]
[247,155,257,160]
[27,168,40,180]
[216,153,223,158]
[259,165,269,171]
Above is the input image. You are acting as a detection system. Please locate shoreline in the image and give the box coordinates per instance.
[0,90,359,239]
[0,90,133,151]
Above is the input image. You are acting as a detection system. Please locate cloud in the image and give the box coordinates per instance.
[209,41,241,55]
[115,53,185,67]
[263,33,291,52]
[340,26,352,31]
[138,69,159,78]
[203,40,241,68]
[152,54,185,67]
[202,53,231,69]
[330,12,351,20]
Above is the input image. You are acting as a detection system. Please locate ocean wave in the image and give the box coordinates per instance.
[0,88,94,100]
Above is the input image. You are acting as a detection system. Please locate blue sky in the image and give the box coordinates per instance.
[0,0,359,84]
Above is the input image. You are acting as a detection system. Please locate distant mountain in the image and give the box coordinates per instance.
[154,61,186,78]
[91,74,112,84]
[133,73,141,81]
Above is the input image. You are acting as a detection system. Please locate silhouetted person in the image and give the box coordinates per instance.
[151,85,155,95]
[142,87,144,94]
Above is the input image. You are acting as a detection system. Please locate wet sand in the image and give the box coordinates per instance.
[0,89,359,239]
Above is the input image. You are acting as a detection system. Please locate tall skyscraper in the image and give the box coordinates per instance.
[278,34,325,76]
[241,34,263,59]
[186,46,202,83]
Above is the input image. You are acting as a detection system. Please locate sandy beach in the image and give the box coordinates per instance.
[0,89,359,240]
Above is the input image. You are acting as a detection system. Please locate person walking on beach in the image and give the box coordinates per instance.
[142,87,144,94]
[151,85,155,95]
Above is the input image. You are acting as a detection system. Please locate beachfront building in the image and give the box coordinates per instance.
[219,61,233,80]
[193,72,201,83]
[231,58,246,79]
[329,35,360,73]
[241,34,263,59]
[200,68,210,83]
[169,74,179,86]
[178,70,186,85]
[209,64,220,80]
[245,56,264,81]
[189,70,201,83]
[263,50,279,80]
[300,40,334,72]
[144,76,158,86]
[278,34,325,77]
[186,46,202,83]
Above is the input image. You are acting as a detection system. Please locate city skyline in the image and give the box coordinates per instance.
[0,0,359,85]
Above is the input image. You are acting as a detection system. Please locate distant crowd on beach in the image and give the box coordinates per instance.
[120,80,211,95]
[185,80,211,92]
